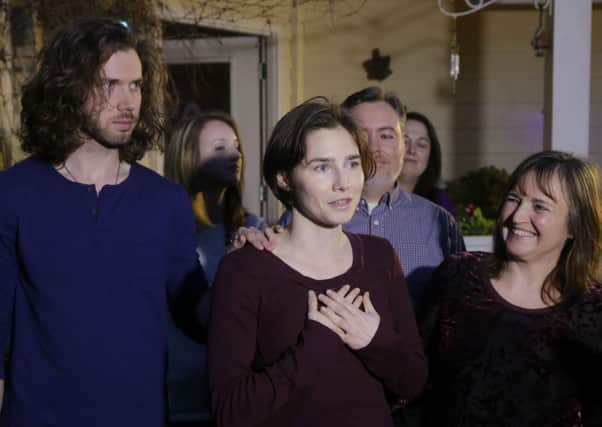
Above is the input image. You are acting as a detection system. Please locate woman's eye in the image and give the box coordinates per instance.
[314,164,329,172]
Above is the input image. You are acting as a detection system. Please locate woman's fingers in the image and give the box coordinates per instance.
[314,289,381,350]
[230,226,281,251]
[262,226,283,250]
[363,292,376,313]
[344,287,361,304]
[320,305,344,326]
[308,290,318,312]
[318,293,350,319]
[273,224,286,234]
[323,289,360,316]
[307,291,345,339]
[334,284,350,298]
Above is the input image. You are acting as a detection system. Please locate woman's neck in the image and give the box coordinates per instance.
[272,209,352,280]
[493,257,560,307]
[288,211,347,253]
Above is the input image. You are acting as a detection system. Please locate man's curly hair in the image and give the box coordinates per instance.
[20,17,168,164]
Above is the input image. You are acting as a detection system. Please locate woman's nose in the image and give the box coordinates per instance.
[228,148,241,161]
[511,201,530,222]
[333,169,350,190]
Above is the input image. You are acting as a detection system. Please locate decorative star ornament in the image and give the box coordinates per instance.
[362,48,392,81]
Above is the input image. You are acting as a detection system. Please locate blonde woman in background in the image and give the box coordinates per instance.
[164,111,264,426]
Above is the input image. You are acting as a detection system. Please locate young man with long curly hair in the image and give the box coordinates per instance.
[0,17,205,427]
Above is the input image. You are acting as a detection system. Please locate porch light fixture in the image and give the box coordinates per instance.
[437,0,552,84]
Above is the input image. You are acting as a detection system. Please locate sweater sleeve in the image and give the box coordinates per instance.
[208,251,340,427]
[354,241,428,402]
[0,175,18,380]
[166,186,207,342]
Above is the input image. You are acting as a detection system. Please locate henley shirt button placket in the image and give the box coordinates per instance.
[91,207,97,217]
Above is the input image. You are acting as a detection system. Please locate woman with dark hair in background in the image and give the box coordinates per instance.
[399,112,456,217]
[420,151,602,426]
[208,99,426,427]
[164,111,263,426]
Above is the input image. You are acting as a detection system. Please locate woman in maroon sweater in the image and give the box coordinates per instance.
[208,100,427,427]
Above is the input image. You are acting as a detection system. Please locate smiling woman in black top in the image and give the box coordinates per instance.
[420,151,602,427]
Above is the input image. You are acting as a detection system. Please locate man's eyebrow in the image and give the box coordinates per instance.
[305,157,333,164]
[377,126,399,132]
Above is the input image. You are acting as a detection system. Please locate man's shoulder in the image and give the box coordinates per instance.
[132,162,170,185]
[131,163,186,195]
[348,232,396,258]
[398,191,441,210]
[397,191,455,222]
[1,156,46,176]
[349,231,389,247]
[0,157,50,190]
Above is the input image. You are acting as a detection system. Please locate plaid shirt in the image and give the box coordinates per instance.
[344,186,465,307]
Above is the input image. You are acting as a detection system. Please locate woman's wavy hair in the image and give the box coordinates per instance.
[406,111,443,201]
[20,17,168,163]
[263,97,376,210]
[164,111,246,230]
[487,150,602,304]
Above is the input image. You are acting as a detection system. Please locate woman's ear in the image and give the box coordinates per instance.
[276,172,291,191]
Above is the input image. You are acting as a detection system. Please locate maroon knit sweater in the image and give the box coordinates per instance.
[208,232,427,427]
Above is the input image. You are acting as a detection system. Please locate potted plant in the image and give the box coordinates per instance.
[447,166,510,252]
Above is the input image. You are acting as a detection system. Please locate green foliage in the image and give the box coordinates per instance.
[457,205,495,236]
[447,166,510,235]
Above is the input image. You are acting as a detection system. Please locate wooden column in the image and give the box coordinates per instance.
[544,0,592,155]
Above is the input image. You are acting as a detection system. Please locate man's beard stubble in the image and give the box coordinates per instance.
[81,112,138,149]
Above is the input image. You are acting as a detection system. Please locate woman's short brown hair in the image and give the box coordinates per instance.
[263,98,375,210]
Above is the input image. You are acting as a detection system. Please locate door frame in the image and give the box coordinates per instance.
[163,33,279,219]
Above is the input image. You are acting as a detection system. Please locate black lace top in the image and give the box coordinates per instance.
[419,252,602,427]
